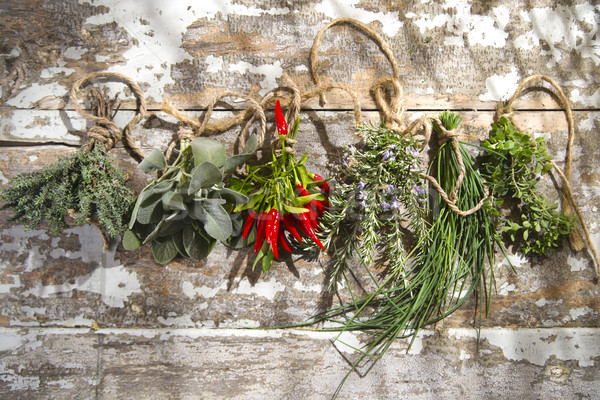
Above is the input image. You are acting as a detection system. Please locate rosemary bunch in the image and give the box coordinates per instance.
[308,113,499,398]
[316,121,429,292]
[1,145,134,237]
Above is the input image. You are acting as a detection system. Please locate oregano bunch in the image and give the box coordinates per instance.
[0,145,134,238]
[313,121,429,292]
[480,117,575,255]
[123,135,257,264]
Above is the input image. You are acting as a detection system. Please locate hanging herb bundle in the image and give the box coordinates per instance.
[231,100,329,273]
[480,117,576,255]
[314,121,429,292]
[0,145,134,238]
[123,135,257,264]
[306,112,499,398]
[0,87,137,240]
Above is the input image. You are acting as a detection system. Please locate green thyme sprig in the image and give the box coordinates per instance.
[480,117,575,255]
[0,145,134,237]
[123,135,257,264]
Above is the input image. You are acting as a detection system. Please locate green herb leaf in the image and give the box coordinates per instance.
[162,191,186,211]
[138,148,167,173]
[151,236,178,264]
[122,229,142,250]
[189,162,223,194]
[190,137,227,168]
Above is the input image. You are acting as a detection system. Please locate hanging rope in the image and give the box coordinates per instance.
[70,71,147,162]
[161,91,266,161]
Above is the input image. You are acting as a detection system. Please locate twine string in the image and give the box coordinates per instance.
[70,72,147,162]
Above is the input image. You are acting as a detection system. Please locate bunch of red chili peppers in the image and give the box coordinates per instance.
[233,100,329,272]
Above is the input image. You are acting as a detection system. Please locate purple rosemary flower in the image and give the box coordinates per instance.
[408,147,420,158]
[391,199,401,209]
[382,149,392,160]
[381,202,391,211]
[413,185,426,197]
[356,190,367,200]
[386,184,396,194]
[357,181,366,190]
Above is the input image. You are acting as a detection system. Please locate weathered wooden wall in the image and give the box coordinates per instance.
[1,1,599,399]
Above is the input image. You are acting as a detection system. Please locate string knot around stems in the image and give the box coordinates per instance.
[70,72,147,161]
[372,76,405,133]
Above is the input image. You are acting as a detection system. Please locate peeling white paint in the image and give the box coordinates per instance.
[567,254,589,272]
[569,307,594,321]
[406,330,435,355]
[0,331,23,352]
[479,67,520,102]
[63,46,87,60]
[205,55,224,74]
[23,263,141,308]
[39,67,76,79]
[0,272,22,294]
[46,379,75,389]
[525,5,600,67]
[450,328,600,367]
[315,0,403,36]
[0,110,83,142]
[499,282,517,296]
[570,89,600,108]
[6,83,68,109]
[0,170,8,185]
[228,60,283,96]
[230,277,285,301]
[158,314,197,327]
[28,156,38,162]
[181,280,225,299]
[579,112,600,131]
[0,362,40,391]
[500,251,528,269]
[78,0,289,101]
[293,281,322,293]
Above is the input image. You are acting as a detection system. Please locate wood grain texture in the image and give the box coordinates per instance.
[1,0,599,399]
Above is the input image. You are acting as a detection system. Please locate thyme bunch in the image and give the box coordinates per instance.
[0,146,134,237]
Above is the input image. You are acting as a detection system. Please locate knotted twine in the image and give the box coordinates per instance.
[161,91,266,163]
[310,17,486,216]
[495,75,599,273]
[70,71,147,162]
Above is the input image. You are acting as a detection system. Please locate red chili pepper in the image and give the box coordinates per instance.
[282,213,302,242]
[242,210,257,239]
[254,213,267,254]
[311,199,324,215]
[306,204,318,228]
[267,208,280,259]
[312,173,330,194]
[278,230,292,253]
[296,183,310,197]
[275,99,288,136]
[293,211,323,249]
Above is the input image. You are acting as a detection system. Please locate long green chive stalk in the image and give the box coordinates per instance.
[308,112,499,399]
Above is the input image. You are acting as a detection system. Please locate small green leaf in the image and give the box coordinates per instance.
[142,217,166,244]
[189,162,223,194]
[183,225,215,260]
[136,196,164,225]
[283,204,310,214]
[122,229,142,250]
[219,187,248,205]
[138,148,167,173]
[199,202,233,242]
[162,191,186,211]
[190,137,227,168]
[151,236,178,264]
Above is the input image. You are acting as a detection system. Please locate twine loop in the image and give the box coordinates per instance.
[372,76,405,133]
[70,72,147,161]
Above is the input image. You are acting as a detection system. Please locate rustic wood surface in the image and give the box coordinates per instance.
[1,1,599,399]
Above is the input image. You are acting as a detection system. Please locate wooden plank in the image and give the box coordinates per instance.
[1,1,599,110]
[1,327,599,399]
